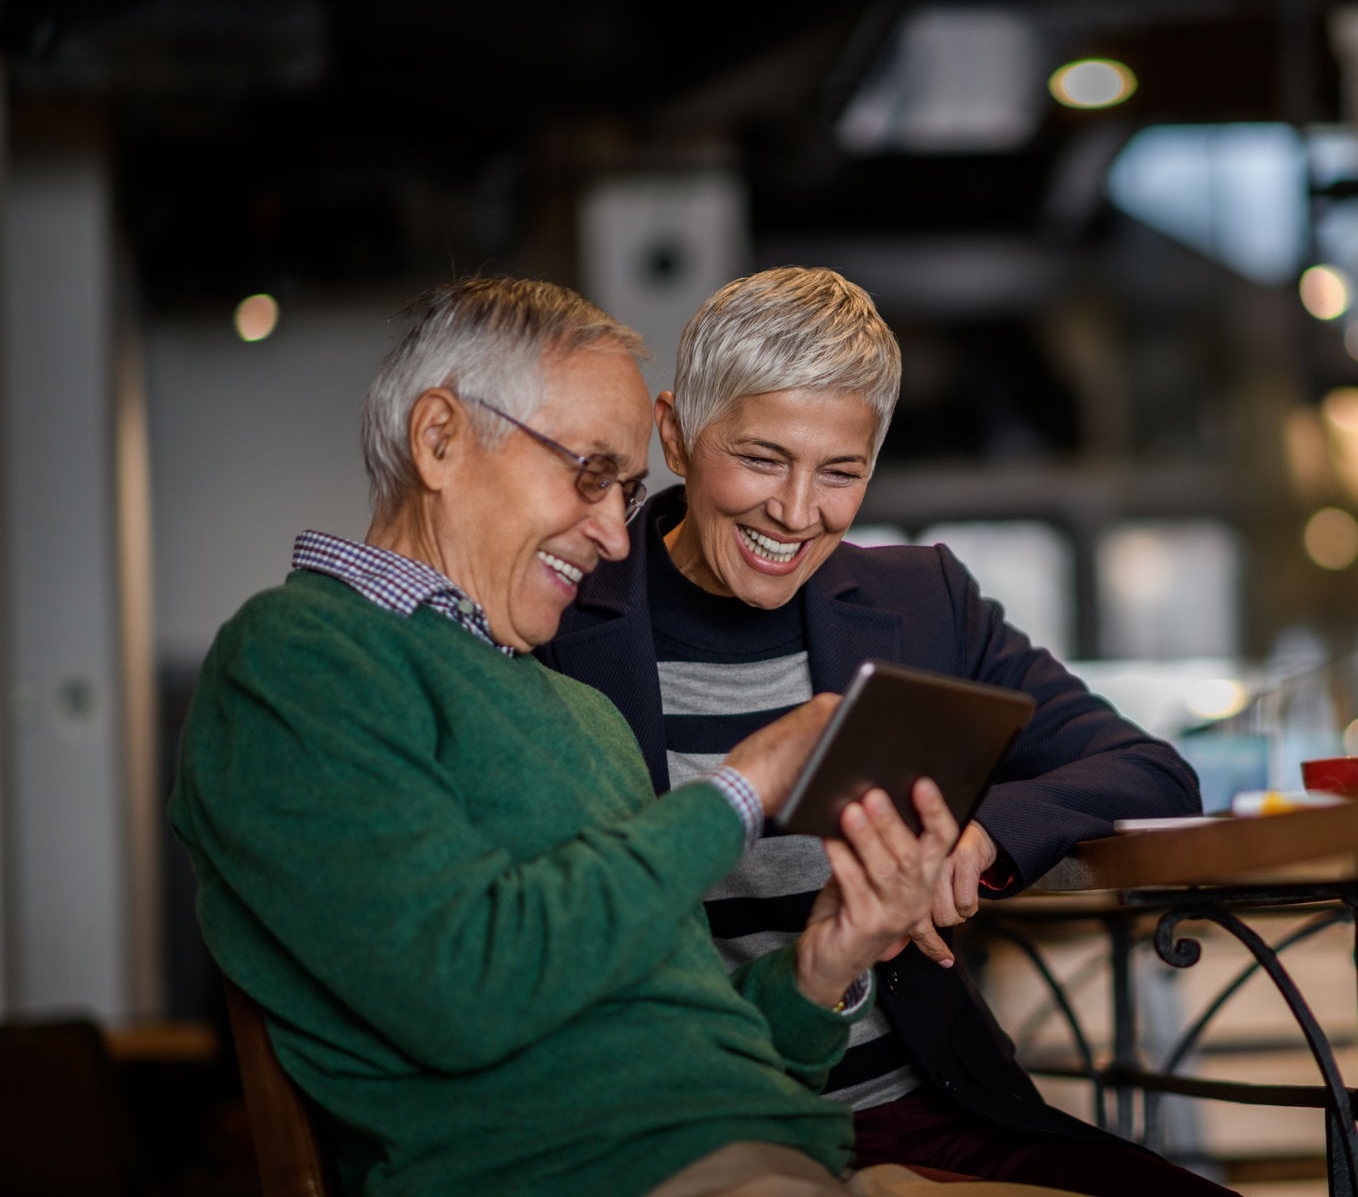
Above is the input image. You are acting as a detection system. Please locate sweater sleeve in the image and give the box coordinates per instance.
[170,601,748,1075]
[729,944,864,1092]
[933,545,1203,892]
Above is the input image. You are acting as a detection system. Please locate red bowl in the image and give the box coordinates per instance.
[1301,756,1358,797]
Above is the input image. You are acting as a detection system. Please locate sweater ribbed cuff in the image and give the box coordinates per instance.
[697,765,764,852]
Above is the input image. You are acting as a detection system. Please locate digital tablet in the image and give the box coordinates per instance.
[774,660,1035,841]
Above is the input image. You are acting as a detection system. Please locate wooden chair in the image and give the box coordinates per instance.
[222,978,340,1197]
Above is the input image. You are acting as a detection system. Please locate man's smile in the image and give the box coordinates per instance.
[538,550,585,586]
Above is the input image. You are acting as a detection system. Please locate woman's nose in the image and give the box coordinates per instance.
[767,472,816,531]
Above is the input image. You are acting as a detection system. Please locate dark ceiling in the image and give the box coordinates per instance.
[0,1,1347,306]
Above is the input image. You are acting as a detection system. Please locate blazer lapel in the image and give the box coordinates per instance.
[803,550,904,694]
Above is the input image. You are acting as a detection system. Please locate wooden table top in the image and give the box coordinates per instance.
[105,1019,220,1063]
[1033,801,1358,893]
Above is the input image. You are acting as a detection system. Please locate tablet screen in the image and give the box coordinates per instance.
[774,659,1035,841]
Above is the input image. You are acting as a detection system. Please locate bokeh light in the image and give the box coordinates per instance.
[1048,59,1137,109]
[1344,718,1358,756]
[1299,264,1352,320]
[1284,407,1329,500]
[1322,388,1358,501]
[234,293,280,342]
[1323,386,1358,432]
[1304,506,1358,570]
[1103,529,1174,602]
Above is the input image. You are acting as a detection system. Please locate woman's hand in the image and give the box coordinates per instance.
[933,820,998,924]
[891,819,999,968]
[794,779,958,1008]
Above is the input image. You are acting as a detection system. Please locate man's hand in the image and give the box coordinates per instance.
[794,780,958,1008]
[891,816,999,968]
[722,693,841,817]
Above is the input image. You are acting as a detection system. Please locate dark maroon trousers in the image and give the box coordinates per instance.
[853,1090,1242,1196]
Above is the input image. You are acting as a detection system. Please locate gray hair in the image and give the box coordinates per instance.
[361,276,646,515]
[672,266,901,459]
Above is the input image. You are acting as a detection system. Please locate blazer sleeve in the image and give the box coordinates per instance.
[932,544,1202,891]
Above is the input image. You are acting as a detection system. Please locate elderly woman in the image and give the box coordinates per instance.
[540,267,1238,1197]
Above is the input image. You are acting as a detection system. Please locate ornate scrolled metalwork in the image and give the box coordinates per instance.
[1152,913,1203,968]
[1149,902,1358,1184]
[973,883,1358,1190]
[1160,908,1352,1077]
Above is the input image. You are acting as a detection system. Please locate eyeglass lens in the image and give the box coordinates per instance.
[577,456,646,521]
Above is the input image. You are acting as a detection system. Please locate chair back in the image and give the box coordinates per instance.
[222,978,340,1197]
[0,1018,145,1196]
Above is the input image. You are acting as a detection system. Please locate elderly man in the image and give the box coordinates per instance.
[169,277,1079,1197]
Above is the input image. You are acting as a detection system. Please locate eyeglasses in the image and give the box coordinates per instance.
[461,393,648,524]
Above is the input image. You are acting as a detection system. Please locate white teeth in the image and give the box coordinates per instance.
[739,526,801,563]
[538,551,583,585]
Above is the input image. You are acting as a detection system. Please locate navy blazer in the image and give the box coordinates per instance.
[538,486,1201,1141]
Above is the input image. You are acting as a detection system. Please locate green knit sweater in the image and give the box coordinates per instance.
[170,570,858,1197]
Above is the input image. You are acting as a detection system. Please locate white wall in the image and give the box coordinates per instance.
[1,137,127,1017]
[146,291,406,666]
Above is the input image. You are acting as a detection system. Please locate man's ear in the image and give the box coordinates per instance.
[655,392,687,476]
[409,388,464,491]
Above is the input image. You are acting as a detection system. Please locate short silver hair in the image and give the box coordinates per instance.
[361,276,646,515]
[672,266,901,459]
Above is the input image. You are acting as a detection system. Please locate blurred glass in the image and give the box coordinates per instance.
[836,6,1040,153]
[1107,123,1308,286]
[1071,658,1263,812]
[918,520,1074,659]
[848,521,1075,658]
[1097,519,1241,660]
[1194,627,1358,792]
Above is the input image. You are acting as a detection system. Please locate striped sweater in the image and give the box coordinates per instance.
[646,518,921,1111]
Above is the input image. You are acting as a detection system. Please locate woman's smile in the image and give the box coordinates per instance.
[737,525,810,569]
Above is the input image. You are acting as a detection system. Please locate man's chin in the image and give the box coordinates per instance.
[522,605,573,650]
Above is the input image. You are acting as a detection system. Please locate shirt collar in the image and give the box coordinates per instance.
[290,529,515,656]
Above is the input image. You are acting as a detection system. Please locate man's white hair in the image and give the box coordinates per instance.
[361,276,645,516]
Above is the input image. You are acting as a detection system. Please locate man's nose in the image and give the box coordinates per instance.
[584,489,632,561]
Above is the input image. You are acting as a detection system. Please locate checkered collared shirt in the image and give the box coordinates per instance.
[292,529,515,656]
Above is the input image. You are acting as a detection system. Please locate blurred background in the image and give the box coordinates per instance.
[4,1,1358,1192]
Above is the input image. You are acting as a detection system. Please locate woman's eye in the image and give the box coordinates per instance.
[823,469,864,484]
[740,454,781,468]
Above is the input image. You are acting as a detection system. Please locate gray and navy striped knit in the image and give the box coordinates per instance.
[647,518,920,1111]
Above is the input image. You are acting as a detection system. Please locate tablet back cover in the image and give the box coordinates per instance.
[776,660,1035,840]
